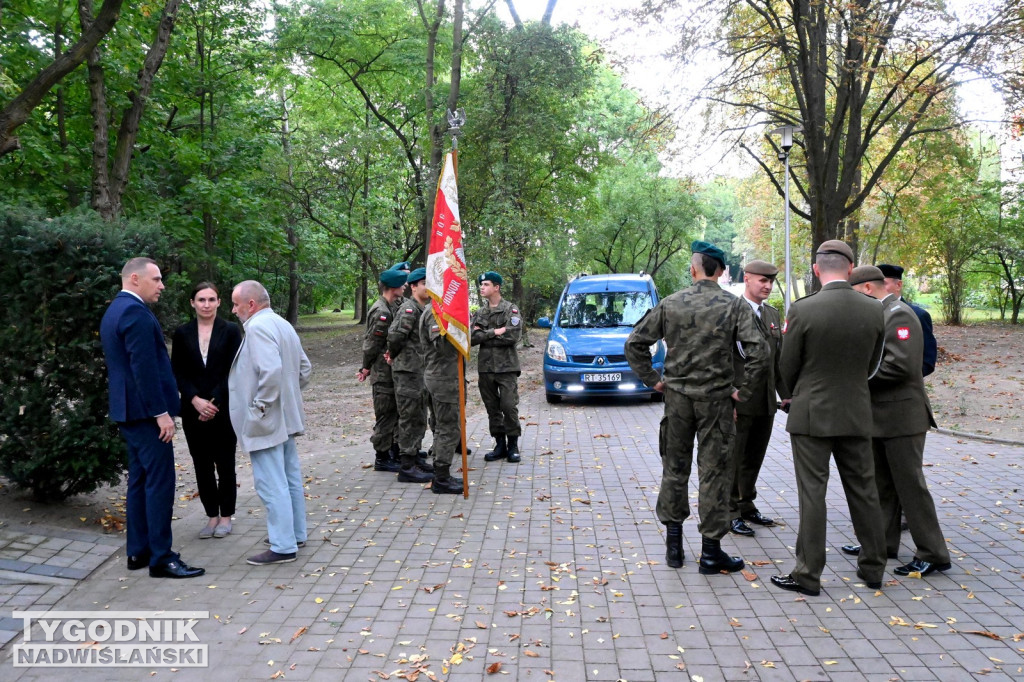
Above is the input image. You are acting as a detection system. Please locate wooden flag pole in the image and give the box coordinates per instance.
[450,120,469,498]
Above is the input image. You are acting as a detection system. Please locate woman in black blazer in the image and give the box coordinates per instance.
[171,282,243,539]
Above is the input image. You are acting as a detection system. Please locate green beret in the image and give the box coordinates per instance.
[743,259,778,278]
[816,239,854,263]
[849,265,885,286]
[691,240,726,269]
[379,269,407,288]
[478,271,503,286]
[877,263,904,280]
[388,261,411,272]
[407,267,426,284]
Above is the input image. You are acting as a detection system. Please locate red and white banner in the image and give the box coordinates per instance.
[426,152,470,357]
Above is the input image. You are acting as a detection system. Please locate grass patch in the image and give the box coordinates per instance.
[298,310,358,328]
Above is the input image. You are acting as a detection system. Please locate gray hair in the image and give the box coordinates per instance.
[234,280,271,307]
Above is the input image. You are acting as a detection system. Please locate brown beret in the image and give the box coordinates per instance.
[849,265,885,286]
[743,259,778,278]
[816,239,854,263]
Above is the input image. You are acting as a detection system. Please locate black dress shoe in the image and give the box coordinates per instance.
[730,518,755,537]
[856,569,882,589]
[841,544,898,559]
[741,510,775,526]
[127,555,150,571]
[893,558,952,577]
[770,574,819,596]
[149,560,205,579]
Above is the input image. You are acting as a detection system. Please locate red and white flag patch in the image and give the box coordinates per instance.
[782,319,788,334]
[896,326,910,340]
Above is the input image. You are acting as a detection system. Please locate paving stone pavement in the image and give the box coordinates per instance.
[2,383,1024,681]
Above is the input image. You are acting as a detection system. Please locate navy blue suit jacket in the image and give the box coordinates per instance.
[100,291,180,423]
[905,299,937,377]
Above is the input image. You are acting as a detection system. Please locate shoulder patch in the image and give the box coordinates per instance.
[896,326,910,340]
[405,308,413,314]
[782,319,788,334]
[511,307,519,314]
[379,315,388,321]
[510,316,520,326]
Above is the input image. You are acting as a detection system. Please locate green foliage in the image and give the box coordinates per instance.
[0,205,169,501]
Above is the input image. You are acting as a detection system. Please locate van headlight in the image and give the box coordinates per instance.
[547,340,567,362]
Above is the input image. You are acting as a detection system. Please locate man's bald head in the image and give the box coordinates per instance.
[231,280,270,323]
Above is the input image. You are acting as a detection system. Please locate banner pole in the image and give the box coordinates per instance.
[458,355,468,498]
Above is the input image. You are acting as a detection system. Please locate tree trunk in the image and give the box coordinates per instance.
[0,0,126,157]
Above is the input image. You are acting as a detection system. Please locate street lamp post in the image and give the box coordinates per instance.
[769,124,802,316]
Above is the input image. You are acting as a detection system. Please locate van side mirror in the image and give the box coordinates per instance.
[536,317,552,328]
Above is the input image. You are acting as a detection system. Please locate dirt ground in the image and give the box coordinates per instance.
[0,319,1020,536]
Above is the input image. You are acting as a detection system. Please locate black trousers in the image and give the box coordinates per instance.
[182,414,237,518]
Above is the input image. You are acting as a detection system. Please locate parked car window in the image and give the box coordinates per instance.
[559,292,653,328]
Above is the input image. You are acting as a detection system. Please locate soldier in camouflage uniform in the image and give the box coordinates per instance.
[471,271,523,463]
[419,301,463,495]
[357,269,407,472]
[387,268,433,483]
[626,241,767,575]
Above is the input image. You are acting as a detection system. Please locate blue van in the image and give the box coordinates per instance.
[537,273,665,403]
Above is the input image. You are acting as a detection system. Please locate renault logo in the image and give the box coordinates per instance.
[597,357,605,365]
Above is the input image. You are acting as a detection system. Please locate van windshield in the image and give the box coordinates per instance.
[558,291,654,328]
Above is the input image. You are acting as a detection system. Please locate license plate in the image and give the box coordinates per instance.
[582,373,621,383]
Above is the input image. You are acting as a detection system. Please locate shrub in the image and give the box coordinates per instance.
[0,205,170,501]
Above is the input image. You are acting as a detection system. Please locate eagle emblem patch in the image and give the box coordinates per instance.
[897,327,910,340]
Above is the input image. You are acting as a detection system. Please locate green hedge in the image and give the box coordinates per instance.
[0,206,170,501]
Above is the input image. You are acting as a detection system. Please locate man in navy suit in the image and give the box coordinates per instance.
[101,258,205,579]
[877,264,937,376]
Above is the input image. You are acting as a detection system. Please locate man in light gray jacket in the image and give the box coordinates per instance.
[229,281,312,565]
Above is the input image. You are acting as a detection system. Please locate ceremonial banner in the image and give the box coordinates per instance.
[426,152,470,357]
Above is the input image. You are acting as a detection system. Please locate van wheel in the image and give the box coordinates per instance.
[546,393,562,404]
[650,392,664,403]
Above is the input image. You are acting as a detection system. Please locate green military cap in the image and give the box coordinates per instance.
[877,263,904,280]
[478,271,503,286]
[743,259,778,278]
[407,267,427,284]
[815,239,855,263]
[379,269,408,288]
[691,240,727,269]
[388,261,411,272]
[849,265,885,286]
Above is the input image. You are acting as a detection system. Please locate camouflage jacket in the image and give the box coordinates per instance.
[625,280,767,402]
[387,296,426,376]
[470,298,522,373]
[419,302,460,404]
[362,296,400,385]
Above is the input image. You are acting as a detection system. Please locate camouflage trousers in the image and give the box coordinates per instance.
[393,372,428,459]
[370,383,399,453]
[430,399,461,469]
[656,389,735,540]
[478,371,520,436]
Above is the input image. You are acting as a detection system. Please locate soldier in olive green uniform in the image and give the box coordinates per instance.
[419,301,463,494]
[471,271,524,463]
[357,269,407,472]
[387,268,433,483]
[770,241,888,597]
[843,266,950,578]
[729,260,791,537]
[626,241,767,575]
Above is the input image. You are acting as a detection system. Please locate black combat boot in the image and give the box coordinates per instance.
[416,451,434,473]
[698,536,745,575]
[484,434,507,461]
[374,450,400,472]
[505,435,521,463]
[665,523,684,568]
[388,442,402,469]
[396,453,432,483]
[431,465,462,495]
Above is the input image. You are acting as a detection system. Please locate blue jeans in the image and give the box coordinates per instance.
[250,437,307,554]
